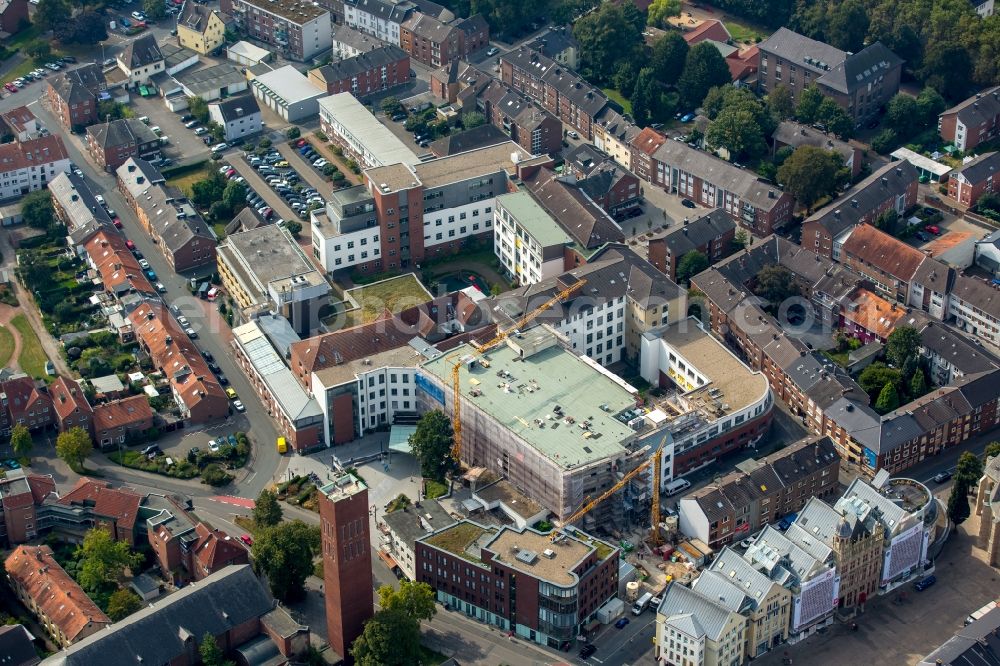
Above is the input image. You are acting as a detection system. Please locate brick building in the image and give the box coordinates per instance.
[85,119,160,172]
[147,505,249,582]
[0,374,54,436]
[0,0,29,34]
[563,143,641,215]
[48,377,93,436]
[45,64,106,130]
[646,208,736,281]
[939,87,1000,152]
[0,470,55,545]
[220,0,332,61]
[308,45,409,98]
[416,521,619,649]
[92,396,154,450]
[629,126,667,183]
[56,478,143,546]
[477,81,562,155]
[947,151,999,207]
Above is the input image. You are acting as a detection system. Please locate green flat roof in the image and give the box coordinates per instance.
[497,192,572,248]
[420,337,639,470]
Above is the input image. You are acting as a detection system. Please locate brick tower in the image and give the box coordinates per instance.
[319,473,374,659]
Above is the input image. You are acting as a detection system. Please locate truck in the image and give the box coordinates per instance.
[664,478,691,496]
[597,598,625,624]
[632,592,653,615]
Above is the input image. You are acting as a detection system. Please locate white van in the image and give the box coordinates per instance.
[664,478,691,496]
[632,592,653,615]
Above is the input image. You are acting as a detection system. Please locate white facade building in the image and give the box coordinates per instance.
[493,191,570,286]
[422,199,495,249]
[208,95,263,142]
[318,93,419,169]
[251,65,324,122]
[0,136,70,202]
[948,276,1000,349]
[310,207,383,272]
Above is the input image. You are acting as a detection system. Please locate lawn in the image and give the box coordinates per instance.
[424,479,449,499]
[602,88,633,116]
[11,314,49,379]
[424,522,493,561]
[346,274,433,325]
[165,164,213,197]
[0,325,14,368]
[821,349,851,368]
[725,20,768,44]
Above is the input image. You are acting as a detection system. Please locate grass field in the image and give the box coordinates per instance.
[725,20,767,43]
[0,325,14,368]
[165,165,213,197]
[346,274,433,325]
[11,314,49,379]
[602,88,633,116]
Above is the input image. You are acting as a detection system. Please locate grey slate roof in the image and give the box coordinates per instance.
[525,27,579,60]
[211,94,261,123]
[822,42,903,95]
[429,124,507,156]
[117,158,215,252]
[772,121,857,163]
[174,63,245,96]
[86,118,159,150]
[523,167,624,250]
[382,499,455,548]
[652,209,736,258]
[42,566,272,666]
[314,45,408,83]
[708,546,779,602]
[178,3,219,33]
[804,160,918,239]
[919,320,999,375]
[758,28,846,76]
[119,35,164,70]
[918,607,1000,666]
[951,274,1000,319]
[0,624,40,666]
[942,86,1000,130]
[953,151,1000,183]
[658,582,737,641]
[501,47,609,119]
[691,569,754,613]
[48,64,106,106]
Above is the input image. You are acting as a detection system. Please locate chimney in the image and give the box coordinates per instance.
[768,190,775,199]
[895,167,902,176]
[834,209,840,218]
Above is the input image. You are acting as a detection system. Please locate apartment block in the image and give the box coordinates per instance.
[651,141,794,236]
[416,521,619,649]
[45,64,106,130]
[478,81,563,156]
[947,151,999,207]
[493,191,572,286]
[564,143,641,216]
[308,45,409,98]
[221,0,332,61]
[939,87,1000,152]
[839,223,927,302]
[646,209,736,281]
[92,396,154,450]
[655,582,748,666]
[318,92,420,170]
[85,119,160,172]
[757,28,902,124]
[0,135,70,201]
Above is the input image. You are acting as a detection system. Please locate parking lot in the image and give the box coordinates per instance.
[226,149,327,230]
[128,95,211,165]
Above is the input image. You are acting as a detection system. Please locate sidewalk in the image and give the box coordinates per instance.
[305,139,362,186]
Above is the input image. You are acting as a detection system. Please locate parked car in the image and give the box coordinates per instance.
[208,438,221,453]
[916,231,930,242]
[925,224,941,235]
[125,239,135,250]
[486,46,499,56]
[131,10,146,20]
[156,282,167,293]
[3,83,18,93]
[567,130,579,139]
[580,644,597,658]
[914,575,937,591]
[95,194,105,205]
[933,471,952,483]
[193,127,208,135]
[226,387,238,400]
[184,326,197,338]
[680,113,695,122]
[240,534,253,547]
[681,198,697,209]
[233,400,245,412]
[211,142,229,153]
[614,617,629,629]
[138,258,150,269]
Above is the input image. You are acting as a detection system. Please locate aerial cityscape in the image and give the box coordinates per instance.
[0,0,999,664]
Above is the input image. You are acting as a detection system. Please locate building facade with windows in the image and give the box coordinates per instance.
[939,87,1000,152]
[308,45,410,98]
[220,0,332,61]
[493,191,571,286]
[0,135,70,201]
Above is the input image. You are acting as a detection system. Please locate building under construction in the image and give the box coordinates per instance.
[417,326,663,531]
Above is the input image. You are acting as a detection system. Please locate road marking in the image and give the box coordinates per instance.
[210,495,255,508]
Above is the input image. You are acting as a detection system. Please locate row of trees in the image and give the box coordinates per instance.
[190,171,248,223]
[871,88,947,154]
[33,0,107,45]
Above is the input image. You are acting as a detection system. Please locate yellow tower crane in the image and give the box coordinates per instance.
[448,279,587,461]
[551,436,666,546]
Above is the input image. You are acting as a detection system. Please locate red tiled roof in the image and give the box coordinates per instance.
[726,46,759,81]
[4,545,111,643]
[27,474,57,505]
[630,126,667,157]
[92,395,153,435]
[842,223,927,282]
[0,135,68,173]
[683,19,731,45]
[843,288,907,340]
[2,376,52,423]
[192,523,249,572]
[1,106,36,133]
[57,478,143,532]
[49,376,93,423]
[84,231,157,296]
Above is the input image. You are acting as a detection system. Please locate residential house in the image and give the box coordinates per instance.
[1,106,45,142]
[330,24,384,59]
[839,223,927,302]
[772,121,864,180]
[0,135,70,201]
[970,0,996,17]
[802,161,919,259]
[116,35,165,87]
[651,140,794,236]
[377,498,453,580]
[918,319,999,386]
[128,302,229,423]
[682,18,732,46]
[220,0,332,61]
[841,287,907,343]
[39,566,308,666]
[47,172,116,242]
[147,506,249,581]
[398,14,459,68]
[85,119,160,172]
[646,208,737,281]
[0,624,40,666]
[478,81,562,155]
[938,87,1000,152]
[207,94,263,142]
[592,108,639,170]
[0,469,55,545]
[630,127,667,183]
[947,152,999,207]
[0,375,54,436]
[45,65,106,130]
[5,545,111,647]
[500,47,611,140]
[948,274,1000,349]
[83,230,158,298]
[48,377,93,436]
[55,478,143,545]
[92,396,154,450]
[677,436,840,548]
[525,26,580,70]
[307,45,409,98]
[975,229,1000,277]
[493,191,572,285]
[177,4,229,55]
[564,143,641,215]
[116,158,216,272]
[0,0,29,35]
[757,28,902,124]
[655,582,748,666]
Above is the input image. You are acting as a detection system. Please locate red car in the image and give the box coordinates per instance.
[4,83,18,93]
[113,217,122,229]
[925,224,941,235]
[240,534,253,547]
[225,168,236,178]
[125,239,135,250]
[296,139,307,147]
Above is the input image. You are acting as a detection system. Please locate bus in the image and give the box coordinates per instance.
[276,437,287,454]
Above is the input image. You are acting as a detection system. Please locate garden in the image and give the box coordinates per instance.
[342,274,434,326]
[11,314,49,380]
[65,330,139,379]
[17,240,101,339]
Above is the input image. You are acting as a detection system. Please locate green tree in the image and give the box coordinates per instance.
[874,208,899,234]
[766,84,795,121]
[948,479,971,525]
[573,3,643,84]
[20,190,54,230]
[221,180,247,215]
[286,126,301,140]
[886,94,919,136]
[285,220,303,237]
[885,326,921,368]
[106,588,142,621]
[24,40,51,63]
[677,42,732,109]
[142,0,166,19]
[825,0,869,52]
[754,265,801,303]
[956,451,985,486]
[187,96,210,124]
[631,67,659,128]
[380,96,403,117]
[410,410,454,480]
[76,529,143,592]
[875,381,900,413]
[871,128,899,154]
[33,0,70,31]
[10,424,32,457]
[252,489,283,528]
[732,229,750,251]
[56,426,94,470]
[858,362,903,397]
[199,634,234,666]
[776,146,845,210]
[985,441,1000,459]
[252,520,321,602]
[795,85,825,123]
[706,106,767,160]
[647,0,681,27]
[377,581,436,622]
[650,31,689,86]
[915,87,947,129]
[908,367,927,397]
[462,110,486,129]
[816,98,854,139]
[191,171,226,209]
[352,608,420,666]
[922,42,973,102]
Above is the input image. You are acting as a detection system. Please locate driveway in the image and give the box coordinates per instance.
[126,95,210,167]
[276,141,334,195]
